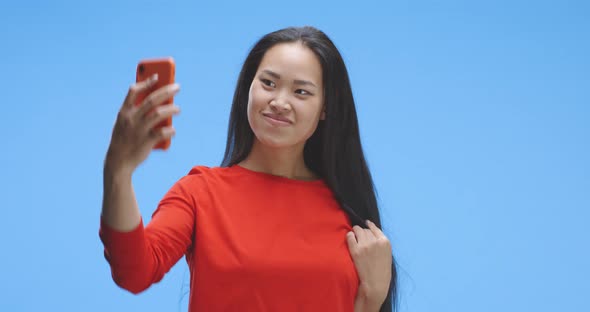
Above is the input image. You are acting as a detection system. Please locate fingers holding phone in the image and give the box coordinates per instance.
[137,82,181,145]
[105,58,179,176]
[122,73,158,110]
[137,83,180,123]
[134,58,177,150]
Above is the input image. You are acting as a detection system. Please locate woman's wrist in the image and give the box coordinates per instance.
[354,283,385,312]
[103,154,134,181]
[354,296,382,312]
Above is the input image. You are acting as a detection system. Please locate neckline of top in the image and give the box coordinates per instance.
[229,164,326,186]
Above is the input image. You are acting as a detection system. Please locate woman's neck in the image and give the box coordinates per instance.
[238,139,318,181]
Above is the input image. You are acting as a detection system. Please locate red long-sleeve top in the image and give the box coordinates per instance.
[99,165,359,311]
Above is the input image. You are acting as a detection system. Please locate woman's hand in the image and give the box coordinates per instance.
[347,220,392,312]
[105,74,180,176]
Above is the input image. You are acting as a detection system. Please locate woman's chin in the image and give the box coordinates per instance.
[253,134,297,149]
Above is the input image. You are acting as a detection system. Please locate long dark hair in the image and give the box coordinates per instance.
[220,26,397,312]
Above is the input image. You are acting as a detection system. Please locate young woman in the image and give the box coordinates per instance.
[100,26,397,312]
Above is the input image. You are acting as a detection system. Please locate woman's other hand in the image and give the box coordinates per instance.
[347,220,392,312]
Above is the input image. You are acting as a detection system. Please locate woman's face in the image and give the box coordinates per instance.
[247,42,325,150]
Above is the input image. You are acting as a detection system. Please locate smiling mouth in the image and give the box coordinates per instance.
[263,114,292,126]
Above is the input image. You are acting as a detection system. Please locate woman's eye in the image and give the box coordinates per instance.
[295,89,311,96]
[261,79,275,87]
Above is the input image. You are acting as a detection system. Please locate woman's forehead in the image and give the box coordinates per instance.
[258,42,322,85]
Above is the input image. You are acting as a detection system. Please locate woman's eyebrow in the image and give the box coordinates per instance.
[262,69,281,79]
[262,69,317,88]
[294,79,317,88]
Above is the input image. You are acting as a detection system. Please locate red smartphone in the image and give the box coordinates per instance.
[135,57,176,150]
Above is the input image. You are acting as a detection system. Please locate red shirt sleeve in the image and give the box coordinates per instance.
[99,176,196,294]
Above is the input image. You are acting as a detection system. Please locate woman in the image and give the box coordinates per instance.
[100,26,397,312]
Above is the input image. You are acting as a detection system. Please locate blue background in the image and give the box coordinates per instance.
[0,0,588,311]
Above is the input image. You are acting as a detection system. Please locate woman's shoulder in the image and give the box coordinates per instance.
[186,165,223,174]
[169,165,235,198]
[179,165,238,187]
[186,165,233,178]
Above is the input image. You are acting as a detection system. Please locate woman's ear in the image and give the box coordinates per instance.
[320,109,326,120]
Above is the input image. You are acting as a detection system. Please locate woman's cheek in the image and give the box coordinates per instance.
[247,89,270,134]
[250,86,269,110]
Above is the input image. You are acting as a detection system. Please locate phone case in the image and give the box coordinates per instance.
[135,57,176,150]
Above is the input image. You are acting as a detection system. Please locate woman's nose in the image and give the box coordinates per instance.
[269,96,290,112]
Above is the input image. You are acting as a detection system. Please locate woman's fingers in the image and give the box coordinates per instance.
[366,220,387,240]
[123,74,159,109]
[346,231,357,249]
[105,77,180,175]
[366,220,392,254]
[349,225,377,252]
[352,225,365,244]
[146,126,176,147]
[135,83,180,120]
[142,104,181,133]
